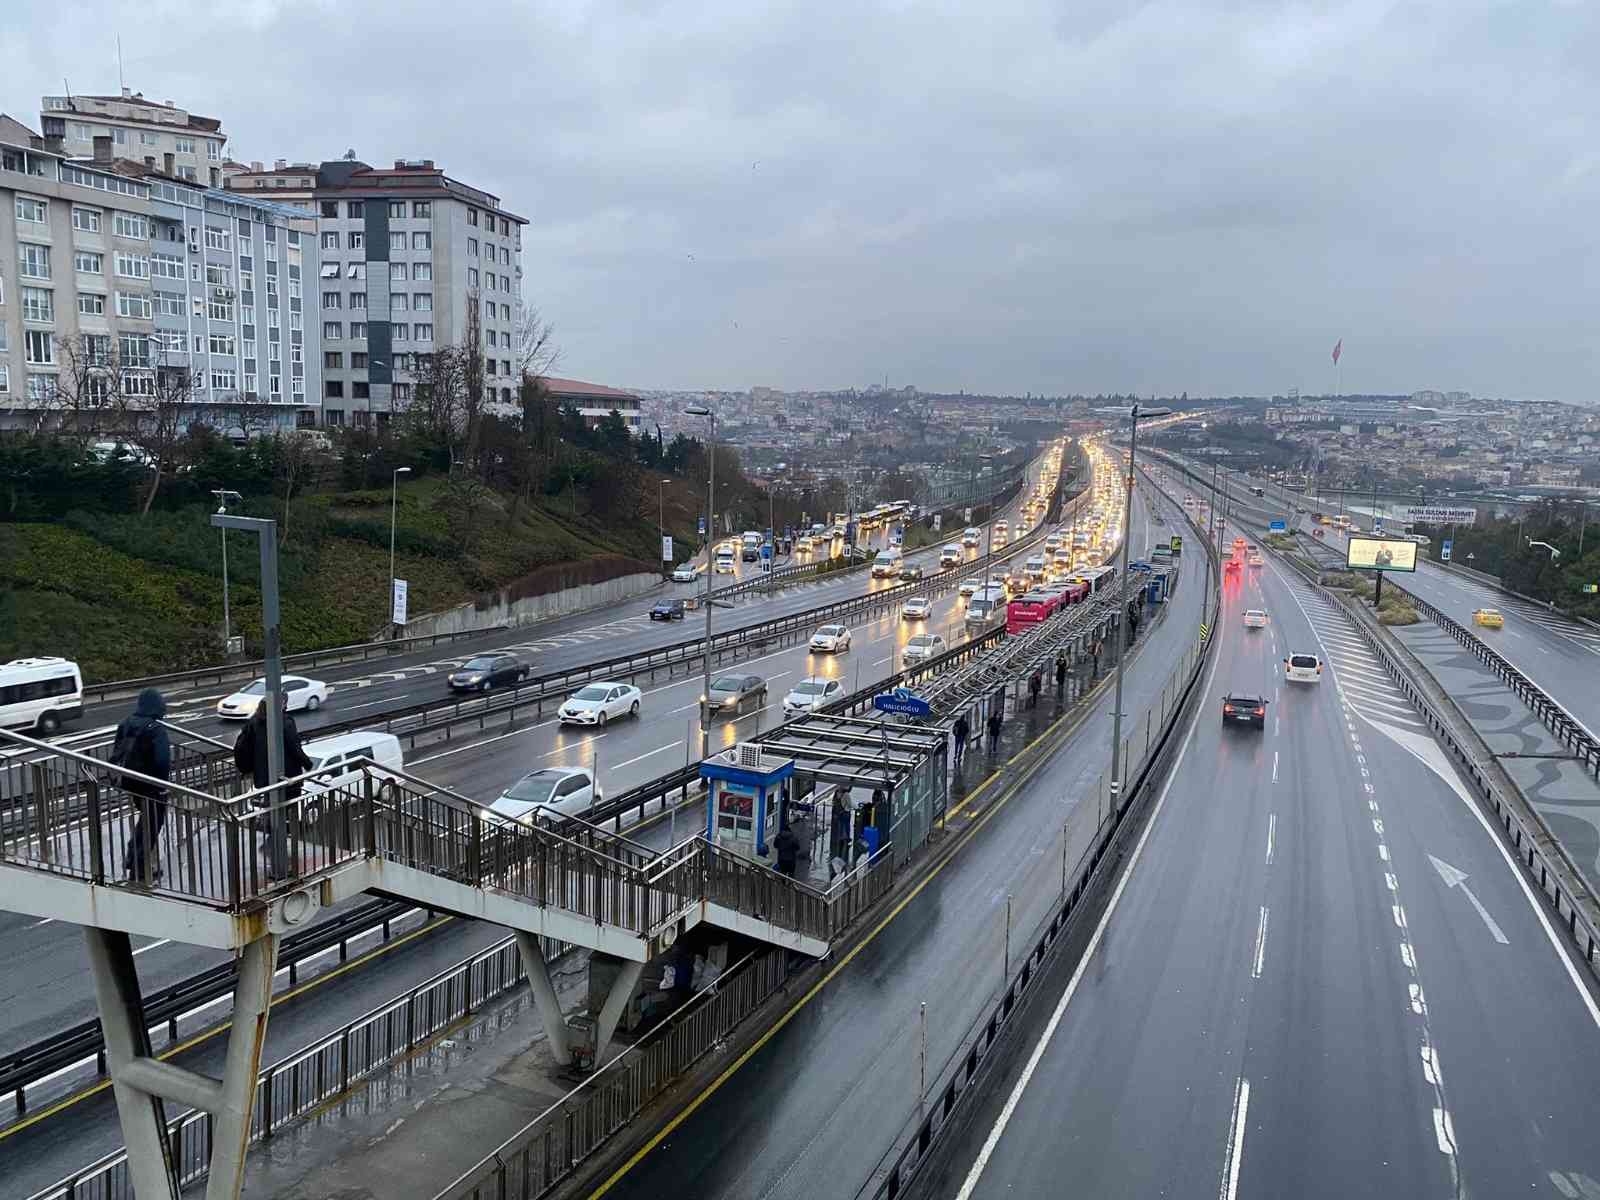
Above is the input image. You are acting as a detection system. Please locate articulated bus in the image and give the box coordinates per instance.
[1074,564,1118,595]
[1006,590,1062,635]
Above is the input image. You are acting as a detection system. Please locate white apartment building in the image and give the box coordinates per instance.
[40,90,226,187]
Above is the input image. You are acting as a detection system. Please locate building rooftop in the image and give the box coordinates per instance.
[540,377,641,401]
[43,91,223,134]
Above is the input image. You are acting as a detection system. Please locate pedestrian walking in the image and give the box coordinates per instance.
[986,709,1003,755]
[952,713,970,766]
[114,689,172,884]
[1028,670,1042,709]
[234,695,314,795]
[1092,639,1102,681]
[773,824,800,878]
[1054,653,1067,695]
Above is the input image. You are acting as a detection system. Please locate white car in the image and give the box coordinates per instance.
[216,676,329,720]
[962,527,982,547]
[901,597,932,620]
[557,681,642,726]
[903,634,948,665]
[1284,653,1323,684]
[672,564,699,583]
[1243,610,1269,629]
[783,676,844,717]
[810,624,852,653]
[958,579,980,600]
[714,554,736,574]
[940,545,962,567]
[489,766,601,824]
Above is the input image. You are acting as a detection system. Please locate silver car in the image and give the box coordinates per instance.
[704,673,768,717]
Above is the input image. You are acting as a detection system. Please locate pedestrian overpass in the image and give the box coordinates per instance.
[0,728,858,1200]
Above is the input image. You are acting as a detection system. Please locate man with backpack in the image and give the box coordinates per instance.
[115,689,172,885]
[234,693,313,881]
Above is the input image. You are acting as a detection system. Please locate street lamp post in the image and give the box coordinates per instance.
[389,467,412,639]
[658,478,671,580]
[979,451,997,586]
[1106,403,1169,818]
[212,488,241,655]
[685,405,717,762]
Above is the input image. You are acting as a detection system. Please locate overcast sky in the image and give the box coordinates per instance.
[6,2,1597,401]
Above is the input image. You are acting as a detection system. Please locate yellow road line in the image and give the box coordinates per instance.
[0,915,452,1140]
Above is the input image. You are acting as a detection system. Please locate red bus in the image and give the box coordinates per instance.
[1007,591,1062,635]
[1073,565,1117,595]
[1059,578,1090,605]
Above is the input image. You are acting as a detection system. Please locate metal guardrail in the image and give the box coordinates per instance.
[0,897,421,1119]
[1392,586,1600,779]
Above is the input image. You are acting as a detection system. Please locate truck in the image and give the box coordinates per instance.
[871,547,904,578]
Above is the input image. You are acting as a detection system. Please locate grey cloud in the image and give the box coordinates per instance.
[8,0,1598,399]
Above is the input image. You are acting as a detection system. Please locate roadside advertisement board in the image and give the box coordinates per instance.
[1403,505,1479,526]
[1346,536,1418,573]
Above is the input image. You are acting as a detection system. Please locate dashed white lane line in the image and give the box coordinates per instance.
[1265,814,1276,866]
[1219,1075,1251,1200]
[611,743,680,771]
[1251,908,1269,979]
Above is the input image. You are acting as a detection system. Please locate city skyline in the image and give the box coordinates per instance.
[7,2,1599,404]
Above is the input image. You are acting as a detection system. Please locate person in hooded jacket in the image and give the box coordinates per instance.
[234,693,314,796]
[116,689,172,884]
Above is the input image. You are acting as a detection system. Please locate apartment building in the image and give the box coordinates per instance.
[1,116,318,432]
[228,157,526,428]
[40,89,226,187]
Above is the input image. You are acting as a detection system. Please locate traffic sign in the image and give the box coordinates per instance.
[661,535,674,562]
[698,515,707,536]
[1440,538,1453,562]
[1584,584,1598,595]
[391,578,409,626]
[1269,519,1287,533]
[873,686,931,718]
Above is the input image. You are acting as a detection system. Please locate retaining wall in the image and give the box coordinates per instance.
[402,570,661,639]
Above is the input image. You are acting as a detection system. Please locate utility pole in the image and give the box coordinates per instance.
[686,404,717,761]
[212,488,241,656]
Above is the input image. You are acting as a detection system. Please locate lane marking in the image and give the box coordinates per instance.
[952,622,1220,1200]
[1271,752,1278,783]
[1219,1076,1251,1200]
[1251,907,1269,979]
[611,743,679,771]
[1265,813,1276,866]
[131,938,172,957]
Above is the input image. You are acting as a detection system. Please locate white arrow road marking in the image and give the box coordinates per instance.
[1429,853,1510,945]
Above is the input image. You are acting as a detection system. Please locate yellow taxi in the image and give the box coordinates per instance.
[1472,608,1504,630]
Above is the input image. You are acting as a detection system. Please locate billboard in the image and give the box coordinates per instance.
[1346,536,1418,573]
[1403,505,1478,526]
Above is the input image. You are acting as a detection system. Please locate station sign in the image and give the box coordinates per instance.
[874,687,932,718]
[1269,519,1287,532]
[1403,505,1479,526]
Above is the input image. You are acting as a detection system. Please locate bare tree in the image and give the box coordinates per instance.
[275,431,318,546]
[434,472,495,556]
[513,299,559,382]
[460,294,488,468]
[107,344,197,516]
[44,334,122,436]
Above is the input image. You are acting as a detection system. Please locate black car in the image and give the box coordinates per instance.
[1221,694,1267,730]
[448,653,529,692]
[650,598,687,621]
[899,564,925,582]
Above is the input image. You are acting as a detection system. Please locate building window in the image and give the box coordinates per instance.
[325,380,344,398]
[467,208,478,226]
[347,200,365,219]
[79,292,107,316]
[113,212,148,240]
[416,323,432,341]
[485,273,496,291]
[390,262,408,281]
[411,232,431,251]
[468,268,479,287]
[209,333,236,356]
[322,291,342,309]
[392,382,410,402]
[114,252,150,280]
[155,290,183,316]
[237,218,252,238]
[485,358,496,376]
[18,244,51,280]
[269,374,281,395]
[414,293,432,312]
[501,275,510,291]
[175,137,195,154]
[411,201,430,218]
[500,303,510,320]
[74,250,103,275]
[385,201,403,219]
[325,408,344,426]
[27,373,54,402]
[22,287,54,322]
[349,321,367,339]
[207,297,234,322]
[392,323,408,341]
[211,368,237,391]
[323,321,342,340]
[501,360,511,376]
[321,231,340,250]
[204,226,231,252]
[24,330,55,365]
[392,293,408,312]
[73,207,102,234]
[350,291,367,309]
[414,262,432,282]
[205,264,233,287]
[501,246,510,266]
[389,232,406,252]
[120,334,151,368]
[15,196,47,224]
[319,262,340,280]
[320,201,338,218]
[324,351,343,368]
[207,141,221,160]
[467,238,478,257]
[351,352,368,368]
[152,253,183,278]
[348,230,364,250]
[353,381,370,400]
[346,262,365,280]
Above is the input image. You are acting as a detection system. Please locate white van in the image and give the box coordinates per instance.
[871,547,904,578]
[1024,554,1048,582]
[302,731,405,801]
[962,527,982,548]
[0,657,84,735]
[1284,653,1323,684]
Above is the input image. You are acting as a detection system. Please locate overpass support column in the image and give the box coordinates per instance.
[515,931,572,1067]
[84,928,280,1200]
[593,960,645,1064]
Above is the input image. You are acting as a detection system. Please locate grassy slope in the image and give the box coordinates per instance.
[0,478,662,683]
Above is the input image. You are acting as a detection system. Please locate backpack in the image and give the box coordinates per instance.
[110,721,154,783]
[233,721,257,779]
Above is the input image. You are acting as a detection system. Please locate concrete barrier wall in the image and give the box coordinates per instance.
[403,571,662,639]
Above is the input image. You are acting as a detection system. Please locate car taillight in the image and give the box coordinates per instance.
[1223,705,1234,713]
[1255,707,1265,716]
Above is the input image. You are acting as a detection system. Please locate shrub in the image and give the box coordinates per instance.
[1377,605,1420,626]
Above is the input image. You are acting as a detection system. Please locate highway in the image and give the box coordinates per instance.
[0,447,1083,1188]
[944,474,1600,1199]
[587,481,1204,1200]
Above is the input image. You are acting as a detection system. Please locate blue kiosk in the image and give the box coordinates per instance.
[700,743,795,859]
